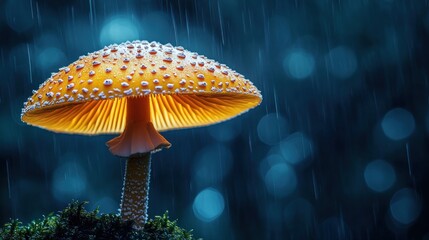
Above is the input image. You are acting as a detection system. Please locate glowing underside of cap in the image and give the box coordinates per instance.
[21,93,261,134]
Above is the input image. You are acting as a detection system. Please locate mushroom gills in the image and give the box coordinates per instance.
[107,96,171,157]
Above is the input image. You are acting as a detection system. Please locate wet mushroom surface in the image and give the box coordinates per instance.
[21,40,262,228]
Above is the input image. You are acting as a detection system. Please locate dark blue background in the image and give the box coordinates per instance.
[1,0,429,239]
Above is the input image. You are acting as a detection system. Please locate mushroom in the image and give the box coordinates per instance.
[21,40,262,228]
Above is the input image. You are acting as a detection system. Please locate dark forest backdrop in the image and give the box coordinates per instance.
[1,0,429,239]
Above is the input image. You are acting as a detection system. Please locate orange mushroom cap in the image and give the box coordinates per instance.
[21,40,262,134]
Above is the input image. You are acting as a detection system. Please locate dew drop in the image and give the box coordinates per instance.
[177,52,186,59]
[104,79,113,86]
[67,83,75,90]
[76,64,84,70]
[197,74,205,80]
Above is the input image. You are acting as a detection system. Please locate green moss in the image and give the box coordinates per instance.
[0,201,196,240]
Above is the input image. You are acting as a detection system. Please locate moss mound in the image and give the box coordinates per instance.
[0,201,196,240]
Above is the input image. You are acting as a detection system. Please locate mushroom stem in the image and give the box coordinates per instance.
[107,96,171,157]
[106,96,171,227]
[120,153,151,228]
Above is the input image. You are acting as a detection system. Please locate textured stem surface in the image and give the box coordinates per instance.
[107,97,170,157]
[120,153,151,229]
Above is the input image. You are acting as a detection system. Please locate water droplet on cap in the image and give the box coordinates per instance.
[177,52,186,59]
[76,64,84,70]
[67,83,75,90]
[104,79,113,86]
[163,57,173,63]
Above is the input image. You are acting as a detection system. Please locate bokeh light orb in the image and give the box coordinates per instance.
[257,113,289,145]
[283,49,315,80]
[5,0,34,33]
[208,119,242,142]
[364,159,396,192]
[193,144,233,185]
[279,132,313,165]
[193,188,225,222]
[259,154,285,178]
[100,16,140,46]
[37,47,66,70]
[325,46,357,79]
[52,162,87,201]
[264,163,297,198]
[390,188,422,225]
[381,108,415,140]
